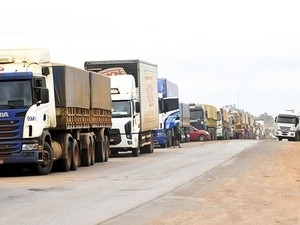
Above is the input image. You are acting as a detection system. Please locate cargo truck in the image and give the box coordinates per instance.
[189,103,217,140]
[0,48,111,175]
[275,109,300,141]
[217,107,230,140]
[153,78,179,148]
[84,60,159,156]
[231,110,248,139]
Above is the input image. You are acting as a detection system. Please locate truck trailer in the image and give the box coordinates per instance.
[0,48,112,175]
[84,60,159,156]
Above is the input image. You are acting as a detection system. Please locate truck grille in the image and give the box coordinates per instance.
[279,126,291,132]
[0,119,23,155]
[0,143,19,154]
[0,120,21,139]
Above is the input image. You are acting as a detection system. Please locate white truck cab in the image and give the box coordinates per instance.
[275,109,300,141]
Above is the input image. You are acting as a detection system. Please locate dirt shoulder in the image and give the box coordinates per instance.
[102,140,300,225]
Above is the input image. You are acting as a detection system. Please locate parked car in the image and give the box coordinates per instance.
[189,126,211,141]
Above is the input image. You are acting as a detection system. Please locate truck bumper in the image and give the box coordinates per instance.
[276,131,295,139]
[110,133,139,149]
[0,151,39,164]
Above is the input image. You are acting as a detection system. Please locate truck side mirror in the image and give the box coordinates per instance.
[40,88,49,104]
[42,66,50,75]
[135,102,140,113]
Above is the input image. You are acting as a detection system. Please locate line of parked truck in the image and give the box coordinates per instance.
[189,103,265,141]
[0,48,266,175]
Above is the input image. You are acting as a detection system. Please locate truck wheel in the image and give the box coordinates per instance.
[81,139,91,167]
[36,142,53,175]
[132,148,140,157]
[90,137,95,166]
[95,140,105,162]
[141,143,154,153]
[166,130,172,147]
[208,128,212,140]
[71,139,79,171]
[296,133,300,141]
[104,136,109,162]
[58,134,72,172]
[148,136,154,153]
[141,136,154,153]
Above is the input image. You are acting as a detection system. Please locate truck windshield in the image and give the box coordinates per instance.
[112,100,131,118]
[0,80,32,108]
[190,110,204,120]
[159,98,179,113]
[277,116,297,124]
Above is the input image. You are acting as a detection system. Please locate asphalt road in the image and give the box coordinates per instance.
[0,140,263,225]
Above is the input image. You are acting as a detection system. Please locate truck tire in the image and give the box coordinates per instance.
[81,138,91,167]
[132,148,140,157]
[71,139,79,171]
[149,136,154,153]
[104,136,109,162]
[36,142,53,175]
[296,133,300,141]
[141,143,154,153]
[208,128,212,140]
[58,134,72,172]
[90,137,95,166]
[95,140,105,162]
[166,130,172,147]
[141,133,154,153]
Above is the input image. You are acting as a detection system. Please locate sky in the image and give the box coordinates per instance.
[2,0,300,117]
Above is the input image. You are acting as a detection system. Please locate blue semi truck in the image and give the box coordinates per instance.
[0,48,112,175]
[153,78,180,148]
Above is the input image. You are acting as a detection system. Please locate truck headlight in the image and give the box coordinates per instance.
[22,143,39,151]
